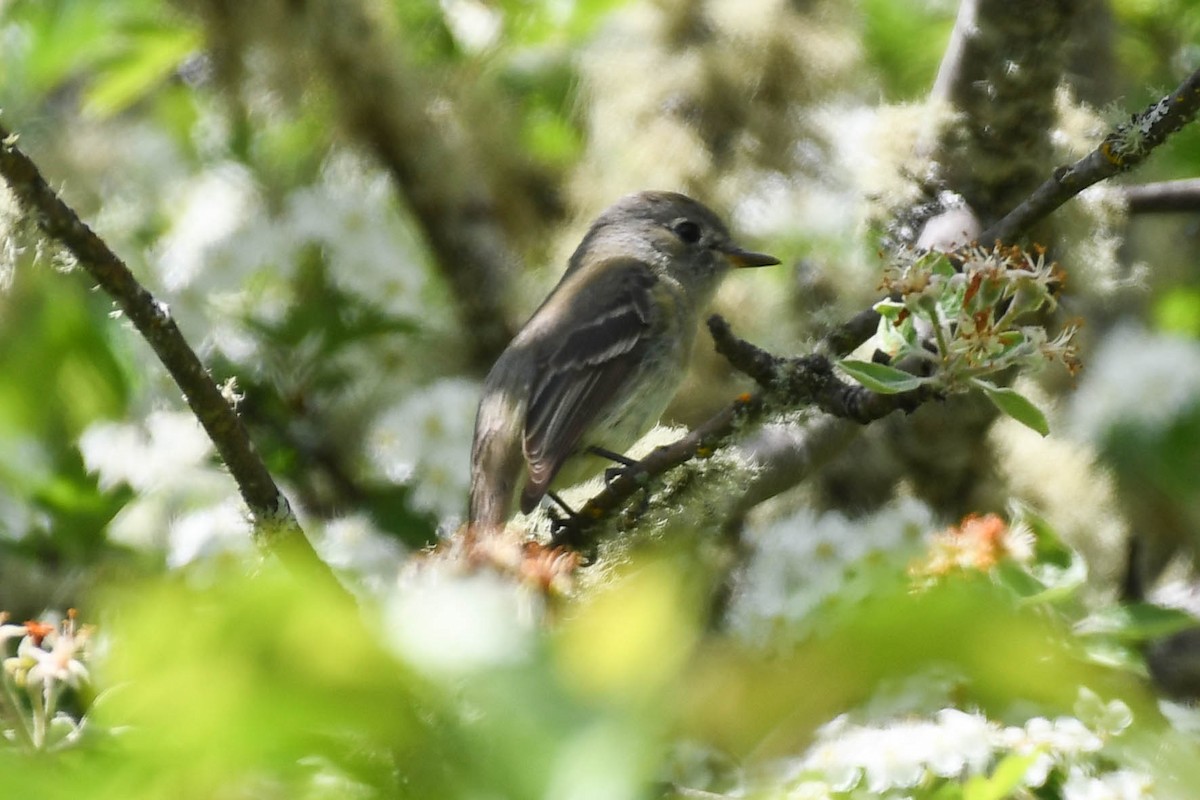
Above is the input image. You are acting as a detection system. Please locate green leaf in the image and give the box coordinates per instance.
[84,25,202,117]
[873,299,908,320]
[875,307,920,355]
[1076,603,1200,644]
[1012,503,1075,568]
[1080,637,1146,673]
[838,359,929,393]
[973,380,1049,436]
[914,250,956,276]
[963,752,1039,800]
[993,561,1049,599]
[1020,555,1088,607]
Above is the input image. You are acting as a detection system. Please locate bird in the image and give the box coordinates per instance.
[468,190,779,533]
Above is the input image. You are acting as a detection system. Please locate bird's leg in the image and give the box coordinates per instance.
[545,450,646,559]
[545,490,582,542]
[586,445,643,486]
[546,490,578,518]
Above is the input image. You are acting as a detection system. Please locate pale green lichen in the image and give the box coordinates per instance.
[0,184,20,291]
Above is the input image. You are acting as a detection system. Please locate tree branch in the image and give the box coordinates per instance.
[1120,178,1200,214]
[983,65,1200,243]
[821,65,1200,360]
[549,390,765,552]
[707,316,934,423]
[931,0,1075,222]
[0,124,346,597]
[550,315,935,551]
[181,0,529,370]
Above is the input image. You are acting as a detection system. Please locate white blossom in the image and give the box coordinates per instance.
[384,571,533,674]
[1062,766,1154,800]
[155,163,262,292]
[1068,322,1200,442]
[793,709,997,794]
[368,378,480,522]
[439,0,502,52]
[730,497,933,634]
[79,410,214,492]
[167,498,253,568]
[79,411,242,555]
[786,702,1138,797]
[316,514,406,595]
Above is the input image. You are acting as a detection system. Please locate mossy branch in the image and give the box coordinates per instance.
[823,64,1200,359]
[0,122,346,599]
[549,315,934,551]
[983,65,1200,243]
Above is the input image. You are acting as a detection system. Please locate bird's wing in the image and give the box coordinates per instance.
[521,260,658,511]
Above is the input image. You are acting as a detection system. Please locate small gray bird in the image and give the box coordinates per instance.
[468,191,779,532]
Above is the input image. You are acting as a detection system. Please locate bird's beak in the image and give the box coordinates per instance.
[719,242,781,268]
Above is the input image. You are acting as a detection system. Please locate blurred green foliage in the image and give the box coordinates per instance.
[1155,286,1200,337]
[861,0,955,100]
[1112,0,1200,88]
[1,555,692,798]
[1,0,1196,577]
[4,525,1198,797]
[0,267,133,575]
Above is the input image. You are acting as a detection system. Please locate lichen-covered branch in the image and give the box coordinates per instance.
[549,315,934,550]
[707,316,935,423]
[0,123,343,595]
[823,65,1200,361]
[548,391,765,551]
[983,65,1200,243]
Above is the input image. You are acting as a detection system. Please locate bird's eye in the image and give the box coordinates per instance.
[672,219,702,244]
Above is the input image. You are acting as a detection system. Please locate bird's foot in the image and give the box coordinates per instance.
[545,492,599,564]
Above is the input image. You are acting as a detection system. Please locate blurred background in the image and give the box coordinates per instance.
[4,0,1200,797]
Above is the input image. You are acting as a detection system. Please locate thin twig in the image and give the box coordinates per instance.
[983,66,1200,243]
[0,123,347,598]
[550,391,764,551]
[1121,178,1200,214]
[821,66,1200,358]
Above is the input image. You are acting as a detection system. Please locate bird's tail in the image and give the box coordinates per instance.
[467,395,525,536]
